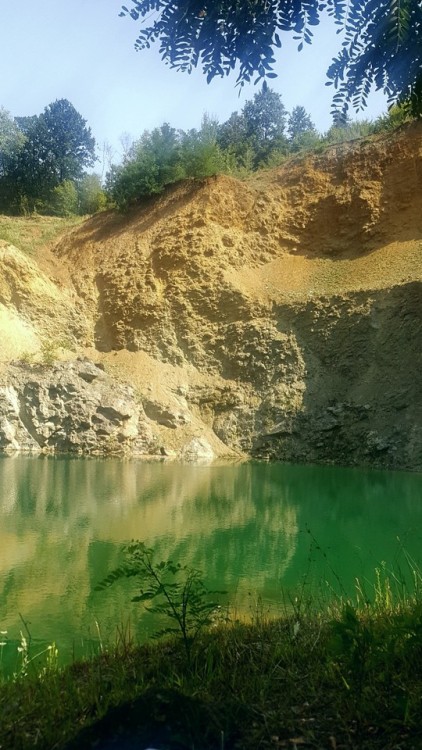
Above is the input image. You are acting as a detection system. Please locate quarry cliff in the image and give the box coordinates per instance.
[1,123,421,469]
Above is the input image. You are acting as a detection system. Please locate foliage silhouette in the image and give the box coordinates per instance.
[120,0,422,115]
[96,541,226,659]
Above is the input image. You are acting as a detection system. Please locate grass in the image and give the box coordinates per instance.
[0,584,421,750]
[0,214,85,255]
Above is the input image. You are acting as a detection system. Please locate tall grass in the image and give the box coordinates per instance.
[0,558,421,749]
[0,214,84,255]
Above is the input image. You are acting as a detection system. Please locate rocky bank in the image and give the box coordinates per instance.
[0,124,421,468]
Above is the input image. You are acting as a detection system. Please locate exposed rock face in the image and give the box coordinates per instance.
[252,283,422,470]
[0,359,157,456]
[143,395,191,429]
[0,241,87,360]
[201,281,422,470]
[1,124,421,468]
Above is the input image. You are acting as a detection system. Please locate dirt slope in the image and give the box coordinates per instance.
[1,123,422,468]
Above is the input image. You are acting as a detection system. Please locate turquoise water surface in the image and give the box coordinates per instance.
[0,455,421,670]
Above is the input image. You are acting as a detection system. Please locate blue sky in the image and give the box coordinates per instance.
[0,1,388,162]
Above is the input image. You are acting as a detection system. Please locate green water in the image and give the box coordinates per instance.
[0,455,421,671]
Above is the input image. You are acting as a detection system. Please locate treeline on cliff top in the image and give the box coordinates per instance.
[0,88,416,216]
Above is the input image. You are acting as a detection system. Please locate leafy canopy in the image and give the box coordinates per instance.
[106,115,228,208]
[0,99,96,214]
[243,80,287,142]
[121,0,422,115]
[0,108,25,177]
[288,105,316,139]
[107,81,411,211]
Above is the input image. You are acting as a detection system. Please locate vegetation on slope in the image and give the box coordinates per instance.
[0,214,85,255]
[0,88,417,216]
[105,96,416,210]
[0,101,105,216]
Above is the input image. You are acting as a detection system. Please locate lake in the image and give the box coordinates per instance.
[0,455,421,672]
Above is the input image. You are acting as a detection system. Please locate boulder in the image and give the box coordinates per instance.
[180,437,214,463]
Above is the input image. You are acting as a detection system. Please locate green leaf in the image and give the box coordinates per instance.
[131,591,155,602]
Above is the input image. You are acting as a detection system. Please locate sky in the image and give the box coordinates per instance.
[0,1,388,163]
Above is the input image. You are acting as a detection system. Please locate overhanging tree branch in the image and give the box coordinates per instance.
[120,0,422,114]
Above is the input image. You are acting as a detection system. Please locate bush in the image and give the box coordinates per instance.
[324,118,377,145]
[106,118,227,210]
[49,180,78,217]
[289,128,322,153]
[373,104,415,133]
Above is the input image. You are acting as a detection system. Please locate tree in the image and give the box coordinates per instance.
[0,109,26,212]
[14,116,38,135]
[119,132,134,163]
[0,108,25,177]
[181,114,226,178]
[287,106,320,151]
[217,111,253,171]
[106,124,184,208]
[216,85,288,169]
[373,103,414,133]
[34,99,96,183]
[5,100,96,212]
[100,140,116,182]
[106,149,161,209]
[327,0,422,117]
[217,111,248,153]
[106,116,228,209]
[120,0,422,115]
[49,180,79,216]
[324,117,375,145]
[288,106,316,140]
[144,122,185,184]
[242,82,288,165]
[243,82,287,142]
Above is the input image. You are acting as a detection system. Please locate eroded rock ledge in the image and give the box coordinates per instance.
[0,359,228,463]
[0,359,155,456]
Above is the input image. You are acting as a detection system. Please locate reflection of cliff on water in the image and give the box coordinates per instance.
[0,456,421,655]
[0,457,298,645]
